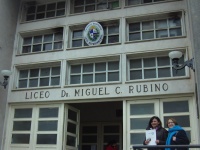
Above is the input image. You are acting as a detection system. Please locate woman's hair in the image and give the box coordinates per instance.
[107,140,117,146]
[146,116,162,129]
[166,118,178,127]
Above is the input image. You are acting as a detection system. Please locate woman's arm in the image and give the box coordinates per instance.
[157,128,168,145]
[174,130,190,144]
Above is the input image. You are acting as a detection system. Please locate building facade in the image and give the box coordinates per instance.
[1,0,200,150]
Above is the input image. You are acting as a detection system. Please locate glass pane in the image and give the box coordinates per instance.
[83,64,93,72]
[129,32,140,41]
[130,118,149,129]
[12,134,30,144]
[169,17,181,27]
[108,35,119,43]
[52,67,60,75]
[158,68,170,77]
[54,42,62,49]
[82,145,97,150]
[57,2,65,8]
[22,46,31,53]
[40,78,49,86]
[130,70,142,80]
[33,44,42,52]
[39,107,59,118]
[68,109,77,121]
[142,21,153,30]
[109,1,119,8]
[82,135,97,143]
[13,121,31,131]
[37,5,45,12]
[36,13,45,19]
[19,70,28,78]
[57,9,65,16]
[27,6,36,14]
[70,75,80,84]
[97,3,107,10]
[54,32,63,41]
[143,0,153,3]
[144,69,156,79]
[156,30,168,38]
[130,104,154,115]
[130,133,144,144]
[108,25,119,34]
[86,0,94,4]
[108,61,119,70]
[37,134,57,144]
[82,126,97,133]
[29,79,38,87]
[129,23,140,32]
[163,101,189,113]
[26,15,35,21]
[104,125,119,133]
[44,34,53,42]
[128,0,141,5]
[38,121,58,131]
[67,122,77,134]
[41,68,50,76]
[164,116,190,128]
[144,58,155,67]
[73,30,83,38]
[173,67,185,76]
[33,36,42,44]
[24,37,32,45]
[72,40,82,47]
[108,72,119,81]
[155,19,167,29]
[67,135,76,146]
[46,11,55,18]
[14,108,32,118]
[169,28,182,37]
[51,77,60,85]
[95,73,106,82]
[85,5,95,12]
[74,7,84,13]
[104,135,119,143]
[130,59,141,68]
[158,57,170,66]
[43,43,52,51]
[83,74,93,83]
[30,69,39,77]
[71,65,81,73]
[47,3,56,10]
[75,0,84,5]
[19,80,28,88]
[95,62,106,71]
[142,31,154,40]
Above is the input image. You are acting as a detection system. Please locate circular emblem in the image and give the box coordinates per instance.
[84,22,104,46]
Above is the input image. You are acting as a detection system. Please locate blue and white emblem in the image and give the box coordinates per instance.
[84,22,104,46]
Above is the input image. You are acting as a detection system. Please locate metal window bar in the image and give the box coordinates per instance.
[132,144,200,150]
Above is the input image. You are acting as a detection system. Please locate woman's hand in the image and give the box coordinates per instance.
[155,140,159,144]
[144,140,150,145]
[172,136,176,141]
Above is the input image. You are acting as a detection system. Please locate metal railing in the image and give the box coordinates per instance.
[132,144,200,150]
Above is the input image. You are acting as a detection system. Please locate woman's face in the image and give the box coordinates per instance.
[167,119,175,128]
[151,118,160,128]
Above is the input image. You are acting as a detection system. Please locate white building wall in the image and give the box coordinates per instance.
[0,0,19,149]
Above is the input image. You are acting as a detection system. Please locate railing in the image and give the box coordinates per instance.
[132,145,200,150]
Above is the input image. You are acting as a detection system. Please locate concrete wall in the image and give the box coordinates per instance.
[0,0,19,149]
[187,0,200,141]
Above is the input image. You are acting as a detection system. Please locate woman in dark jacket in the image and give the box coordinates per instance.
[165,118,190,150]
[143,116,168,150]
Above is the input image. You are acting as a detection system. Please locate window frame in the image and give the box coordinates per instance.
[16,62,61,89]
[19,27,64,55]
[21,1,66,22]
[126,11,184,42]
[69,20,120,48]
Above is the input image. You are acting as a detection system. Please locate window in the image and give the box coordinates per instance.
[18,66,61,88]
[126,0,166,6]
[22,28,63,54]
[71,21,119,48]
[129,55,185,80]
[70,60,120,84]
[128,16,182,41]
[71,0,119,14]
[24,1,66,22]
